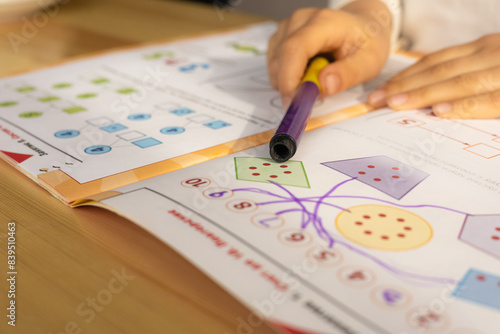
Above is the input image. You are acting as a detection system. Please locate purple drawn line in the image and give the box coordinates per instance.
[232,178,461,286]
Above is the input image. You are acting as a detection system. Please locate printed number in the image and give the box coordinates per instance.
[181,177,211,188]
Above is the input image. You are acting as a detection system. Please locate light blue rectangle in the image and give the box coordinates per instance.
[132,137,162,148]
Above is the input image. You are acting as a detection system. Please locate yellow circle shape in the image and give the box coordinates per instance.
[335,204,432,251]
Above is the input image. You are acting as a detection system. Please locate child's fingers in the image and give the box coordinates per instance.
[388,41,478,82]
[433,90,500,119]
[385,67,500,110]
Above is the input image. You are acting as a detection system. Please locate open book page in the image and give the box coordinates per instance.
[0,22,414,204]
[96,108,500,334]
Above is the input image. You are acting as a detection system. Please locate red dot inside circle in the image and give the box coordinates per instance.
[263,163,271,166]
[492,235,500,241]
[363,215,370,219]
[284,171,292,174]
[367,165,375,168]
[404,226,412,231]
[381,235,389,240]
[392,175,400,179]
[270,175,278,178]
[392,167,399,170]
[379,213,386,218]
[373,178,382,182]
[358,171,366,175]
[397,233,405,238]
[397,218,405,222]
[364,230,372,235]
[249,166,257,170]
[355,221,363,225]
[252,173,260,176]
[496,227,500,232]
[476,275,486,281]
[280,165,288,168]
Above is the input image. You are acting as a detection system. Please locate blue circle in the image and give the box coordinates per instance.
[160,126,185,135]
[128,114,151,121]
[84,145,112,155]
[54,130,80,138]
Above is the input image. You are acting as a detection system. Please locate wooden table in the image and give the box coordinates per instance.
[0,1,281,333]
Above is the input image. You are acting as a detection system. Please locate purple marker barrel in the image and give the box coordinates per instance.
[269,81,319,162]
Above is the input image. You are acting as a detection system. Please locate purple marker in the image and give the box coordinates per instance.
[269,57,329,162]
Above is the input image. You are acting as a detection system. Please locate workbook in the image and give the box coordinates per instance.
[1,22,499,334]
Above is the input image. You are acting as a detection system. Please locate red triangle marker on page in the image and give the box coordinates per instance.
[0,150,33,163]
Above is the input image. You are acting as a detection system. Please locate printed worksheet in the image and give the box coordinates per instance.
[98,108,500,334]
[0,22,413,191]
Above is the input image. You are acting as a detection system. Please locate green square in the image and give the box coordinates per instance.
[63,106,86,114]
[234,157,310,188]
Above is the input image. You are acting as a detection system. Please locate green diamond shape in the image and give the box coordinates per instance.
[38,96,59,102]
[234,157,310,188]
[63,106,86,114]
[16,86,36,93]
[0,101,18,107]
[92,77,110,84]
[53,83,72,89]
[117,88,136,95]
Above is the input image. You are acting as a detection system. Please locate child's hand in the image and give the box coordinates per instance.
[267,0,392,107]
[368,34,500,119]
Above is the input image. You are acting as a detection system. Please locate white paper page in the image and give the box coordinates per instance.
[100,108,500,334]
[0,22,413,184]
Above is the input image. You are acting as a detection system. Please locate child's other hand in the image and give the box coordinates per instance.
[267,0,392,107]
[368,34,500,119]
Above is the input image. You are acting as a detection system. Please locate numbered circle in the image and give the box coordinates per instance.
[181,177,211,188]
[128,113,151,121]
[226,199,258,213]
[337,265,376,288]
[306,246,343,267]
[251,213,284,229]
[406,307,450,333]
[370,285,412,310]
[19,111,42,118]
[55,130,80,138]
[277,229,313,248]
[160,126,185,135]
[84,145,112,155]
[203,187,233,200]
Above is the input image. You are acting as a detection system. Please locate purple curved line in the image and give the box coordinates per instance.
[232,178,460,285]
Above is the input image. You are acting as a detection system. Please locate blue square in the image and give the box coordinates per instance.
[132,137,162,148]
[100,123,128,133]
[204,120,231,130]
[453,269,500,311]
[170,108,195,116]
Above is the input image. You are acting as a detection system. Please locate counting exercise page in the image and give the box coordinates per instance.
[101,108,500,334]
[0,22,413,185]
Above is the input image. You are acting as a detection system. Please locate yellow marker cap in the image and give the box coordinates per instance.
[300,57,330,90]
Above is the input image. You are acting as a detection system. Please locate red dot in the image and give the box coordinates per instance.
[280,165,288,168]
[270,175,278,178]
[358,171,366,175]
[363,215,371,219]
[367,165,375,168]
[381,235,389,240]
[284,171,292,174]
[397,233,405,238]
[492,235,500,241]
[392,175,400,179]
[263,163,271,166]
[249,166,257,170]
[404,226,412,231]
[252,173,260,176]
[476,275,486,281]
[364,230,372,235]
[392,167,399,170]
[355,221,363,225]
[373,178,381,182]
[397,218,405,222]
[496,227,500,232]
[379,213,386,218]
